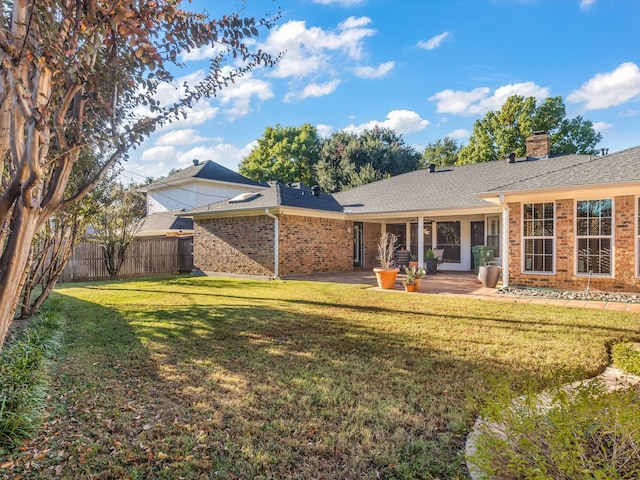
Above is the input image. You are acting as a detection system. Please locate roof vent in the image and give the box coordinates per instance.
[600,148,609,156]
[192,159,199,166]
[311,185,321,196]
[428,164,436,173]
[506,152,516,164]
[229,192,260,203]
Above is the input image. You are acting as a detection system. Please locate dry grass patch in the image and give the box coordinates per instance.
[1,276,638,479]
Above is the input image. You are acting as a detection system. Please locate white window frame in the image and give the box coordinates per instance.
[486,215,501,259]
[522,202,556,274]
[575,199,613,277]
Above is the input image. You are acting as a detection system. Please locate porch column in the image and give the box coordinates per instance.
[417,216,424,267]
[499,195,509,286]
[405,221,411,251]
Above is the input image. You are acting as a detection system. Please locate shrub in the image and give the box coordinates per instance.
[612,343,640,376]
[0,303,62,447]
[471,380,640,479]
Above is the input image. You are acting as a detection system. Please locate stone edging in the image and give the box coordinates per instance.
[464,366,640,479]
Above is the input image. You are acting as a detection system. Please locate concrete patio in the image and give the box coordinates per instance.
[282,269,640,312]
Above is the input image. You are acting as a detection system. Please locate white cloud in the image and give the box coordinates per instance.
[155,129,209,146]
[218,71,274,120]
[418,32,451,51]
[593,121,613,131]
[141,145,177,161]
[354,61,395,79]
[262,17,375,79]
[580,0,596,10]
[313,0,365,5]
[316,124,334,137]
[447,128,469,140]
[344,110,430,135]
[429,82,549,116]
[567,62,640,110]
[285,80,341,102]
[180,44,228,62]
[175,142,256,172]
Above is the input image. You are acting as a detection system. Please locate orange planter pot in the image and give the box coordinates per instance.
[404,283,416,292]
[373,268,400,289]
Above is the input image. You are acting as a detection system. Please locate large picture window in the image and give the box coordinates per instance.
[576,199,612,275]
[436,221,461,263]
[523,203,554,272]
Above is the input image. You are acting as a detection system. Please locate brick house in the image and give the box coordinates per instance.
[185,133,640,292]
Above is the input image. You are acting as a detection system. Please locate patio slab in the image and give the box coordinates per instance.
[282,269,640,311]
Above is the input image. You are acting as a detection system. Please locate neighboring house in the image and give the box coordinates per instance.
[184,133,640,293]
[138,159,266,237]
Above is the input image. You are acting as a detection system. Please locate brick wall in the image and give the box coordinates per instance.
[194,214,355,277]
[194,216,275,276]
[508,195,640,292]
[278,214,353,275]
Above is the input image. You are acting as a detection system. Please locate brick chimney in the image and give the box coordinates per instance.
[526,132,551,158]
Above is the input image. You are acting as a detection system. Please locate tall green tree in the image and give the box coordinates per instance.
[458,96,602,164]
[0,0,279,348]
[421,136,461,168]
[315,127,421,193]
[239,124,321,186]
[90,181,146,280]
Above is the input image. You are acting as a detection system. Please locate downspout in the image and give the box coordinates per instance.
[498,195,509,287]
[265,209,279,279]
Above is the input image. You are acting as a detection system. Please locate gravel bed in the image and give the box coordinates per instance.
[499,287,640,304]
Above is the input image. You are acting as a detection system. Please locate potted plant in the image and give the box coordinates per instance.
[374,232,400,289]
[425,248,438,275]
[410,266,426,289]
[403,270,416,292]
[409,254,418,269]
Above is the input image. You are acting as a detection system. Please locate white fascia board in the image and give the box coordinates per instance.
[477,182,640,204]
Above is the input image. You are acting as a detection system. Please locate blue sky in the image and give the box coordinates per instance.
[124,0,640,182]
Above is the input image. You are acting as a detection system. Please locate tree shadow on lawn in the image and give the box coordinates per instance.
[19,280,638,479]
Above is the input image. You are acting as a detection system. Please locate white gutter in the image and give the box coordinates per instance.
[498,194,509,287]
[265,209,279,279]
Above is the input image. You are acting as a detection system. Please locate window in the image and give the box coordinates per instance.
[576,199,612,275]
[486,216,500,257]
[523,203,554,273]
[436,221,461,263]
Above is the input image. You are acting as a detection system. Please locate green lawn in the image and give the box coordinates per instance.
[3,276,639,479]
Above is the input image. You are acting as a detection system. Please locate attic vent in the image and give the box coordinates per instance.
[229,192,260,203]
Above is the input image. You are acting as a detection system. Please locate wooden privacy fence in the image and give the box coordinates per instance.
[60,236,193,283]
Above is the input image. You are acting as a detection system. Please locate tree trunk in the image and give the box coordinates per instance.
[0,204,40,348]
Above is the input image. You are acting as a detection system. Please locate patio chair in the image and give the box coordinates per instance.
[394,250,411,270]
[433,248,444,265]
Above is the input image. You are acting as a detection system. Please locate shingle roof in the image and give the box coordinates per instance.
[186,183,343,216]
[145,160,265,189]
[138,210,194,235]
[332,152,598,214]
[184,146,640,217]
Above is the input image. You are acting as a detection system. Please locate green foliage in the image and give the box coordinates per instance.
[612,343,640,376]
[421,136,461,168]
[472,381,640,479]
[89,181,147,280]
[458,95,602,164]
[315,127,421,193]
[239,123,321,186]
[0,304,62,447]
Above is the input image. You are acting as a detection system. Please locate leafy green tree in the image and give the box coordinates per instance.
[239,124,321,186]
[90,181,147,280]
[0,0,279,348]
[421,136,461,168]
[315,127,420,193]
[458,96,602,164]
